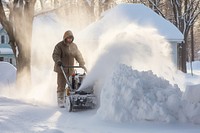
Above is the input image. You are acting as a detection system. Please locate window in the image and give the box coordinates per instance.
[0,57,3,61]
[10,58,12,64]
[1,35,5,44]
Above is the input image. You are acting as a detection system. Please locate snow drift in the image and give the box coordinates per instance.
[182,84,200,124]
[97,64,200,124]
[97,64,182,122]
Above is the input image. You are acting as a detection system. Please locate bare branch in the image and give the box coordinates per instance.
[148,0,165,18]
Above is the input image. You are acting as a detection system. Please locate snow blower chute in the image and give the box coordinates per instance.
[60,66,97,112]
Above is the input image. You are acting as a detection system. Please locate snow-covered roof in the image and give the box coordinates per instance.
[80,3,184,43]
[0,48,13,55]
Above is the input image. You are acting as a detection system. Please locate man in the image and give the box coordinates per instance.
[52,30,86,108]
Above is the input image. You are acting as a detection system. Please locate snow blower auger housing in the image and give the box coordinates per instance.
[60,66,97,112]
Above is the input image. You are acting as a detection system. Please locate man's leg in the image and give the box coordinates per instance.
[57,72,66,108]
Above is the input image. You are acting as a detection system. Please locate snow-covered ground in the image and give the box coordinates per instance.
[0,62,200,133]
[1,96,200,133]
[0,3,200,133]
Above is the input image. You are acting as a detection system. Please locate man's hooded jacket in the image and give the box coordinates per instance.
[52,30,85,75]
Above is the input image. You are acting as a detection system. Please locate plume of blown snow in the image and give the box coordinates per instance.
[78,24,180,95]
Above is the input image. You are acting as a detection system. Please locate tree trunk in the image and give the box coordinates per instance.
[191,21,194,61]
[181,42,187,73]
[15,0,36,89]
[0,0,36,89]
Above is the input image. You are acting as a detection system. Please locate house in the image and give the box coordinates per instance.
[0,24,16,66]
[78,3,184,69]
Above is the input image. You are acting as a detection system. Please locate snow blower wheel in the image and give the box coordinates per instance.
[65,96,72,112]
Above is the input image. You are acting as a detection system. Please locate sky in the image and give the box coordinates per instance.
[0,3,200,133]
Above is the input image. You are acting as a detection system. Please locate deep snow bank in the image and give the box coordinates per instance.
[182,84,200,124]
[97,64,200,124]
[97,64,182,122]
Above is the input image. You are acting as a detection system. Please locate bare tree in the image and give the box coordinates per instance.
[140,0,166,18]
[0,0,36,88]
[170,0,200,72]
[141,0,200,72]
[194,17,200,60]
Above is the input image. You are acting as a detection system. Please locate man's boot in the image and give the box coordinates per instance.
[57,92,65,108]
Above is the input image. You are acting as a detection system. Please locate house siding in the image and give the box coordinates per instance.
[0,26,16,66]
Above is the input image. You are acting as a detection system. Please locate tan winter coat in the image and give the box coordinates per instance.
[52,30,85,75]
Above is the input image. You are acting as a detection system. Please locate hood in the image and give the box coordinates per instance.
[63,30,74,41]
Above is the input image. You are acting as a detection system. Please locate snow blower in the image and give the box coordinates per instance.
[60,66,97,112]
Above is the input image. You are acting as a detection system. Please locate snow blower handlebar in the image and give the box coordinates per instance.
[60,66,72,89]
[62,65,87,73]
[60,65,87,90]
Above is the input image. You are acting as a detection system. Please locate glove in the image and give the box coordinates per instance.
[57,61,62,67]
